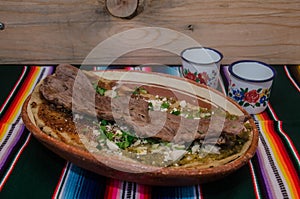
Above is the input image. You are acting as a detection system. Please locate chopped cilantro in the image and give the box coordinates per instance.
[133,88,139,95]
[171,110,181,116]
[148,102,154,110]
[115,131,136,150]
[93,83,107,96]
[133,87,148,95]
[139,87,148,94]
[100,119,108,126]
[106,132,114,140]
[161,101,170,109]
[97,87,106,96]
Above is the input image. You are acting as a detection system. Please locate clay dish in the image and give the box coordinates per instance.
[22,70,259,186]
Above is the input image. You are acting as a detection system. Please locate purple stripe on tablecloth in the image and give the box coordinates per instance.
[221,65,230,88]
[255,140,272,199]
[0,123,25,170]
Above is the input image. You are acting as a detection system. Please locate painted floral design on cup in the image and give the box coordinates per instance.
[228,84,271,108]
[183,68,217,87]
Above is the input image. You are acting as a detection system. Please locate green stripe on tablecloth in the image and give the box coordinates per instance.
[151,165,255,199]
[0,66,24,105]
[201,164,256,199]
[0,66,25,115]
[0,134,65,198]
[281,121,300,159]
[269,66,300,122]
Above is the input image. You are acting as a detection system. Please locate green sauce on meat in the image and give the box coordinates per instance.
[87,85,252,167]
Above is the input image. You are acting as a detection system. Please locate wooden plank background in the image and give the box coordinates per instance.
[0,0,299,65]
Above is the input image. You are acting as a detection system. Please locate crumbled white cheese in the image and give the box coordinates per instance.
[200,112,211,118]
[106,124,113,131]
[191,144,200,154]
[105,90,117,98]
[142,140,148,144]
[180,100,187,108]
[148,99,163,111]
[151,143,159,149]
[74,114,83,120]
[92,129,99,136]
[115,130,122,135]
[161,108,168,112]
[132,139,141,147]
[106,139,119,151]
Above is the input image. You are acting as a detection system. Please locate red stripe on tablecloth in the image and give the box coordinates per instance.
[267,105,300,199]
[1,67,39,124]
[136,183,152,199]
[104,178,122,198]
[257,110,300,199]
[267,104,300,161]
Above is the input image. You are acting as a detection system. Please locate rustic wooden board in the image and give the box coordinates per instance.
[0,0,299,65]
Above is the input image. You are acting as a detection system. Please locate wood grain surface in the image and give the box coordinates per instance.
[0,0,299,65]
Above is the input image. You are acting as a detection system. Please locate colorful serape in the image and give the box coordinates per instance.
[0,65,299,199]
[0,66,54,188]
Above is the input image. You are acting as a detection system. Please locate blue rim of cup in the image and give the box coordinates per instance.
[228,60,276,83]
[180,47,223,65]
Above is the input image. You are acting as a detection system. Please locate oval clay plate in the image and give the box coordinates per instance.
[21,70,259,186]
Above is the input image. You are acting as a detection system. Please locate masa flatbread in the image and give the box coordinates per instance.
[29,82,84,149]
[28,80,254,169]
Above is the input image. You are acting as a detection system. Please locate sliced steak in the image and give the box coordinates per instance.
[39,64,248,144]
[40,64,150,122]
[122,110,246,143]
[40,65,99,117]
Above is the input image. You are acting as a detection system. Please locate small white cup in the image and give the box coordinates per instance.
[180,47,223,89]
[228,60,276,114]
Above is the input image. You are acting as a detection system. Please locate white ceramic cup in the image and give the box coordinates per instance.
[180,47,223,89]
[228,60,276,114]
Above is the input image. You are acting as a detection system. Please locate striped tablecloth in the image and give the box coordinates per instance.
[0,65,299,199]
